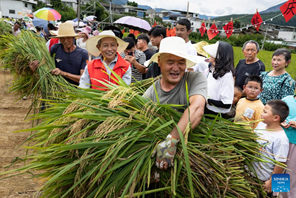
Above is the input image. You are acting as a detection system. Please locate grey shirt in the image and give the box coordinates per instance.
[144,72,207,109]
[121,50,146,83]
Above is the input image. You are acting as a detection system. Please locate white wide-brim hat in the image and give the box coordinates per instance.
[145,36,199,68]
[86,30,128,57]
[202,41,219,58]
[54,21,79,38]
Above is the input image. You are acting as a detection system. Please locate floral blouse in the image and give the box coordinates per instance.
[259,71,295,105]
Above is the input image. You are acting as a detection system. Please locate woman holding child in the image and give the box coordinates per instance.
[259,48,295,105]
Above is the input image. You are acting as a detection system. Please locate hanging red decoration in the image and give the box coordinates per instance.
[129,29,134,34]
[223,21,233,38]
[170,27,176,36]
[134,30,140,37]
[207,23,219,40]
[251,10,263,31]
[199,22,207,37]
[166,28,170,37]
[152,21,157,27]
[280,0,296,22]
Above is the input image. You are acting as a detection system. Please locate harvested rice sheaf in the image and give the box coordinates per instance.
[2,83,270,198]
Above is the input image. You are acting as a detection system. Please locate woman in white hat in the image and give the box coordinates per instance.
[79,30,131,90]
[202,41,235,116]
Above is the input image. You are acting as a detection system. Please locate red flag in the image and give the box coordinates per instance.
[170,27,176,36]
[129,29,134,34]
[121,29,125,34]
[251,11,263,31]
[152,21,157,27]
[207,23,219,40]
[223,21,233,38]
[166,28,171,37]
[199,22,207,37]
[134,30,139,37]
[280,0,296,22]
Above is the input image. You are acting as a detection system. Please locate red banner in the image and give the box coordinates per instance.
[166,28,170,37]
[280,0,296,22]
[223,21,233,38]
[170,27,176,36]
[199,22,207,37]
[207,23,219,40]
[251,11,263,31]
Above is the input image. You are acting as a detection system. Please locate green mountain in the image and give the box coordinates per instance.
[214,11,296,27]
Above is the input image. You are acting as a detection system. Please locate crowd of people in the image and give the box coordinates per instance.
[10,17,296,197]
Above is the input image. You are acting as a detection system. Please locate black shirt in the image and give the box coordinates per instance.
[143,49,155,60]
[234,59,265,89]
[51,44,88,85]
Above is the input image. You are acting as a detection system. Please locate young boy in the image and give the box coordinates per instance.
[253,100,290,194]
[235,75,264,129]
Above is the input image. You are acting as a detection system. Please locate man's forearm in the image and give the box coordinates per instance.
[61,71,81,83]
[272,165,285,175]
[133,61,146,74]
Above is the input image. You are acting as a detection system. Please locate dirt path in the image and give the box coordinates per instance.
[0,70,40,197]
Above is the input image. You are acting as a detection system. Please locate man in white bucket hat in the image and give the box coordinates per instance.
[79,30,131,90]
[144,36,207,170]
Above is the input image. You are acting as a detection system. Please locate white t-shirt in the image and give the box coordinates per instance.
[191,56,209,77]
[76,38,87,50]
[252,122,289,181]
[185,40,197,56]
[206,71,234,113]
[185,41,208,75]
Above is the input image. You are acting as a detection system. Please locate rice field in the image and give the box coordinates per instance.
[233,46,296,79]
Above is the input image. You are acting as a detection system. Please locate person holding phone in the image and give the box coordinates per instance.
[121,37,146,83]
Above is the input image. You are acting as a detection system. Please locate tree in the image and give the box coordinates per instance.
[127,1,138,7]
[49,0,76,21]
[33,1,47,11]
[233,20,241,28]
[81,0,109,22]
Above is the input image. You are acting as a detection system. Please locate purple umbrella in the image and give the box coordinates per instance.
[114,16,151,32]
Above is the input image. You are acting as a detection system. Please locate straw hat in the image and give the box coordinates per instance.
[86,30,128,57]
[193,41,209,57]
[54,21,78,38]
[145,36,199,68]
[202,41,219,58]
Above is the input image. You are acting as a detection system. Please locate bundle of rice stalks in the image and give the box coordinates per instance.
[0,30,71,112]
[0,20,12,35]
[2,82,269,198]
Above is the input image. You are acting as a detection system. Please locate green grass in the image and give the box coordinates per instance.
[233,47,296,79]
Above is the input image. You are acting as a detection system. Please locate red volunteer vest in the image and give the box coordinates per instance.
[87,53,130,91]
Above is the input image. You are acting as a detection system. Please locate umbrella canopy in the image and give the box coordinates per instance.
[114,16,151,32]
[84,15,96,21]
[23,16,32,22]
[34,7,61,21]
[74,21,86,27]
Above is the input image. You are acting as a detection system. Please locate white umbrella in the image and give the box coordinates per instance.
[74,21,86,27]
[84,15,96,22]
[114,16,151,32]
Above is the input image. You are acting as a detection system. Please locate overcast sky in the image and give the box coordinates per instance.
[133,0,286,16]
